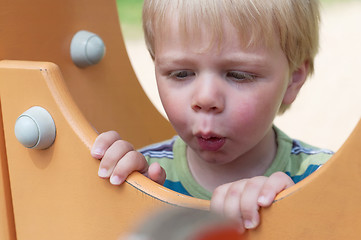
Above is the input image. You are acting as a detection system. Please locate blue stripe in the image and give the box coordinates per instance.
[291,140,333,155]
[163,180,192,197]
[142,150,174,159]
[139,138,176,154]
[286,164,321,183]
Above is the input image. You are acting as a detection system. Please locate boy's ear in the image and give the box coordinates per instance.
[282,61,309,105]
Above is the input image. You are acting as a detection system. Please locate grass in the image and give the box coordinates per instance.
[116,0,144,39]
[116,0,356,39]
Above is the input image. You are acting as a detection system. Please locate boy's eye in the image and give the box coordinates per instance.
[227,71,256,82]
[169,70,195,79]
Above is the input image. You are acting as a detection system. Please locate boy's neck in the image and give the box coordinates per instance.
[186,128,277,192]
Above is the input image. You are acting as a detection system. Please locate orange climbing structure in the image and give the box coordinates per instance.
[0,0,360,239]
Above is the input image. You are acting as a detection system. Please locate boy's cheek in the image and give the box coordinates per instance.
[229,101,276,134]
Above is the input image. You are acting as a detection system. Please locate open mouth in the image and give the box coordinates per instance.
[197,135,226,151]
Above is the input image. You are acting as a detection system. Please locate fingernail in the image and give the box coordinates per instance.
[244,220,257,229]
[110,175,122,185]
[92,148,103,158]
[98,168,109,178]
[258,196,269,205]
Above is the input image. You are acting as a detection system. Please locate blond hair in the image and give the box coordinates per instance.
[143,0,320,112]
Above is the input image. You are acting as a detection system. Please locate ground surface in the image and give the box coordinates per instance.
[124,1,361,151]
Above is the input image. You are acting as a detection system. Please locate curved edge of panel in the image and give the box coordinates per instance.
[0,60,209,210]
[274,119,361,202]
[244,119,361,239]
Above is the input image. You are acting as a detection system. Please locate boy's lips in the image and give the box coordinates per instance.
[196,134,226,151]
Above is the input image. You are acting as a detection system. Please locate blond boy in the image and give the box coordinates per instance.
[91,0,332,233]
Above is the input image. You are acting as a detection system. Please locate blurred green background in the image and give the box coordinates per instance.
[117,0,143,39]
[116,0,355,39]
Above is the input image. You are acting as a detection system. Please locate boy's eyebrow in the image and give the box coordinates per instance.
[222,50,271,66]
[220,57,270,69]
[156,53,270,69]
[155,52,196,63]
[155,55,200,69]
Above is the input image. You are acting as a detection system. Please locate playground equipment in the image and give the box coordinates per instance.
[0,0,360,239]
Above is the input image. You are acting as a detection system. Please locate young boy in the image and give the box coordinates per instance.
[91,0,333,233]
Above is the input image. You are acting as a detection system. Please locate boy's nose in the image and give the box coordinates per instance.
[191,78,225,113]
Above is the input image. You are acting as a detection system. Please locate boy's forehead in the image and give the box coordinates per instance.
[153,17,285,67]
[153,11,278,55]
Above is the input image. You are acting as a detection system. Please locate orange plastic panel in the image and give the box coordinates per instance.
[0,104,16,240]
[0,0,174,149]
[0,60,208,240]
[245,119,361,239]
[1,61,360,239]
[120,119,361,240]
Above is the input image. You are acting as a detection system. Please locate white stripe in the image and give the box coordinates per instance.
[143,150,174,159]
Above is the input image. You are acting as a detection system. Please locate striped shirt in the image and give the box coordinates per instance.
[139,126,333,200]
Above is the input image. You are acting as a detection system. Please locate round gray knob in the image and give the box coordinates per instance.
[70,30,106,68]
[14,106,56,149]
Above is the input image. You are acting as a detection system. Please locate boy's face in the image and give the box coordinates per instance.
[154,17,295,165]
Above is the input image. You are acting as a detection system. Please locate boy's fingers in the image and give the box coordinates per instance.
[210,182,231,214]
[258,172,294,207]
[98,140,134,178]
[239,177,266,229]
[91,131,122,159]
[148,162,166,185]
[110,151,148,185]
[211,182,247,233]
[223,182,246,220]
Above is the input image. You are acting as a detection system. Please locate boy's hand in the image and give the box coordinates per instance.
[91,131,166,185]
[210,172,294,233]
